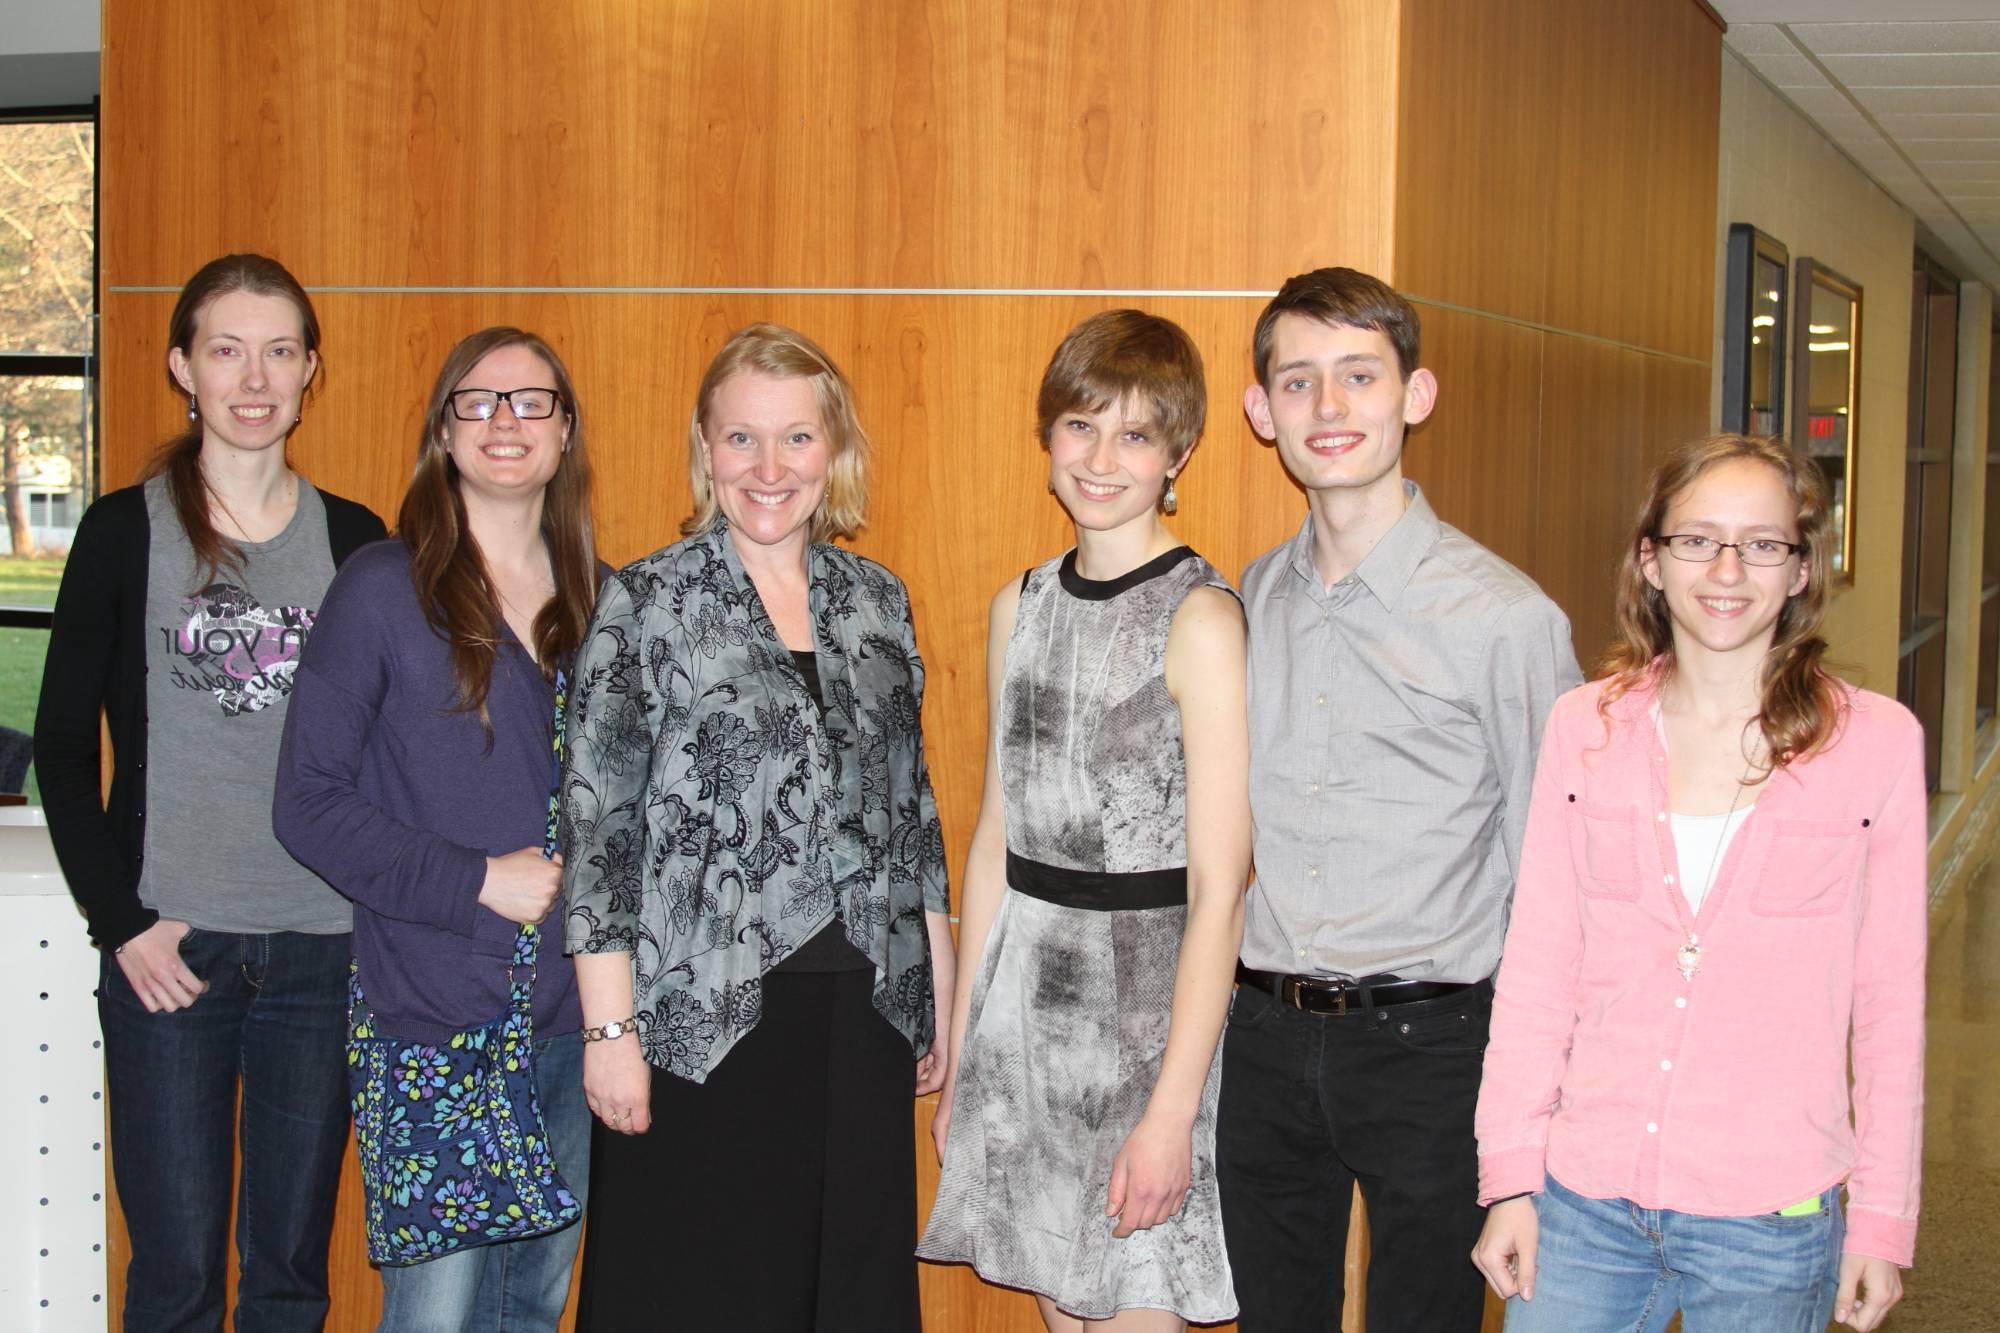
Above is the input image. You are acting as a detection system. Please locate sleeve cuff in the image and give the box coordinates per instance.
[442,844,493,938]
[1842,1206,1917,1269]
[92,897,161,953]
[1477,1146,1547,1206]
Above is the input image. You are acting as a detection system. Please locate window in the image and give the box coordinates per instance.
[0,107,98,807]
[1979,317,2000,736]
[1897,251,1958,793]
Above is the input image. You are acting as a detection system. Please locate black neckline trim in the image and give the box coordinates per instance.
[1057,546,1196,601]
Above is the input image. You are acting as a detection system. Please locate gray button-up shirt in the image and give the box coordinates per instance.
[1241,482,1580,983]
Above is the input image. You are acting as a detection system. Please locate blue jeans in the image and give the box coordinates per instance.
[1505,1173,1843,1333]
[100,928,352,1333]
[377,1031,589,1332]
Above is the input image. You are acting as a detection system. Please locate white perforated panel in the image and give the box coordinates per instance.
[1,814,109,1331]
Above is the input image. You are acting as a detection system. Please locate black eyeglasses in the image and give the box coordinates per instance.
[449,387,562,421]
[1655,534,1804,567]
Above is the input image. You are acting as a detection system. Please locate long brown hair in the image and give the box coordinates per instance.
[398,327,597,723]
[143,254,320,587]
[683,323,869,542]
[1599,433,1844,772]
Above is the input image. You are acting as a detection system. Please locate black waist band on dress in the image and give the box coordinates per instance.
[1006,851,1187,912]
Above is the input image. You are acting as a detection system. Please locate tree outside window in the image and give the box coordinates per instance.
[0,114,97,804]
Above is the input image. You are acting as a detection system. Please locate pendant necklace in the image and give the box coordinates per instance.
[1677,755,1757,982]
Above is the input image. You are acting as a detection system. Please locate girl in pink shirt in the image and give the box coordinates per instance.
[1471,435,1925,1333]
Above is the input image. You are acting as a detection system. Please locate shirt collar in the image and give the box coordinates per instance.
[1286,480,1440,610]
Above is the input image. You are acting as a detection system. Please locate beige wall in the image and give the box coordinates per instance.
[1711,48,1917,694]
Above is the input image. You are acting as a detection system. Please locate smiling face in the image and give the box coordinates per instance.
[1641,456,1809,665]
[167,288,318,457]
[1045,395,1178,535]
[699,371,831,552]
[1243,314,1435,505]
[440,343,570,504]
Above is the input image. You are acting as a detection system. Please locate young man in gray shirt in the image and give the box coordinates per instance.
[1218,267,1580,1331]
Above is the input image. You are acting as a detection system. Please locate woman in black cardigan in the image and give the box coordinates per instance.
[35,254,384,1333]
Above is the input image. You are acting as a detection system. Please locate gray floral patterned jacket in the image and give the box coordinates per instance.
[559,520,949,1083]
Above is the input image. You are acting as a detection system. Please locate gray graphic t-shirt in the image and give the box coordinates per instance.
[138,474,352,934]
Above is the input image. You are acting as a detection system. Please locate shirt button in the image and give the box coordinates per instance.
[1674,997,1687,1009]
[1297,948,1309,960]
[1307,866,1319,877]
[1646,1122,1658,1134]
[1660,1059,1672,1071]
[1315,695,1326,706]
[1656,812,1667,822]
[1664,874,1675,885]
[1309,782,1321,794]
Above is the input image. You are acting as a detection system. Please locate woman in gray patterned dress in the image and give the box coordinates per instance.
[919,310,1250,1329]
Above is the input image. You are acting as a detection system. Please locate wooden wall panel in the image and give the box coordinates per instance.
[1396,0,1722,364]
[1534,337,1651,665]
[94,0,1728,1326]
[1402,305,1547,575]
[102,0,1396,292]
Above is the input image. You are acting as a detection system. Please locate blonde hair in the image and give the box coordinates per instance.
[683,323,869,542]
[1599,433,1844,772]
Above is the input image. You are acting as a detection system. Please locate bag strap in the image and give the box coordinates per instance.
[510,665,571,996]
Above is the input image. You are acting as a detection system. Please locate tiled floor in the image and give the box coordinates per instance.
[1893,860,2000,1330]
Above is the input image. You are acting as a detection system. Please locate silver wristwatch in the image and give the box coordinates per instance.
[581,1014,639,1042]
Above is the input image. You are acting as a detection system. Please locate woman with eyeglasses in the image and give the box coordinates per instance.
[35,254,385,1332]
[559,323,952,1331]
[1471,434,1924,1333]
[274,327,600,1328]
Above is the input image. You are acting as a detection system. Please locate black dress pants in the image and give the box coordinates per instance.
[576,969,921,1332]
[1216,978,1493,1333]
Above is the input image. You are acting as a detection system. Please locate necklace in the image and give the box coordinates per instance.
[1676,756,1757,982]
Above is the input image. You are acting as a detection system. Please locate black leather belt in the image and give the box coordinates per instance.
[1235,963,1477,1016]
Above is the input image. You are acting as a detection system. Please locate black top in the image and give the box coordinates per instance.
[773,647,872,974]
[35,483,387,949]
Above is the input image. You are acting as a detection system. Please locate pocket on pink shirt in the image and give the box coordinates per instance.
[1572,802,1642,901]
[1750,819,1866,917]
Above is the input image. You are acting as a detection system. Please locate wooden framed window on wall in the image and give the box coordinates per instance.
[1899,251,1960,794]
[1977,317,2000,740]
[1722,225,1788,437]
[1792,258,1862,584]
[0,103,98,808]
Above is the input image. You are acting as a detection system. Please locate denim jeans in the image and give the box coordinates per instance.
[1505,1173,1844,1333]
[377,1031,589,1332]
[99,927,352,1333]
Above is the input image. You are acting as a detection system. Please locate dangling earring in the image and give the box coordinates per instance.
[187,394,198,422]
[1161,475,1179,516]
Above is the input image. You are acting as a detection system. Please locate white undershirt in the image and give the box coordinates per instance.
[1653,700,1757,913]
[1669,807,1754,913]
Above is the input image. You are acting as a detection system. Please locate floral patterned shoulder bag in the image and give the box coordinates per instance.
[346,669,582,1265]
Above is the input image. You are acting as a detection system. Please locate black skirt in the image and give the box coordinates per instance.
[575,968,921,1332]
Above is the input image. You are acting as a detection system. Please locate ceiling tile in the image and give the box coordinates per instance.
[1898,140,2000,164]
[1925,160,2000,182]
[1850,86,2000,115]
[1876,113,2000,138]
[1790,21,2000,55]
[1722,23,1796,56]
[1821,53,2000,86]
[1782,85,1864,118]
[1743,51,1836,88]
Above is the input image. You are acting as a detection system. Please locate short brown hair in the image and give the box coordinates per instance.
[1036,310,1206,464]
[1252,267,1420,386]
[684,323,870,542]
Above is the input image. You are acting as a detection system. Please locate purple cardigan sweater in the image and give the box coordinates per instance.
[273,539,581,1041]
